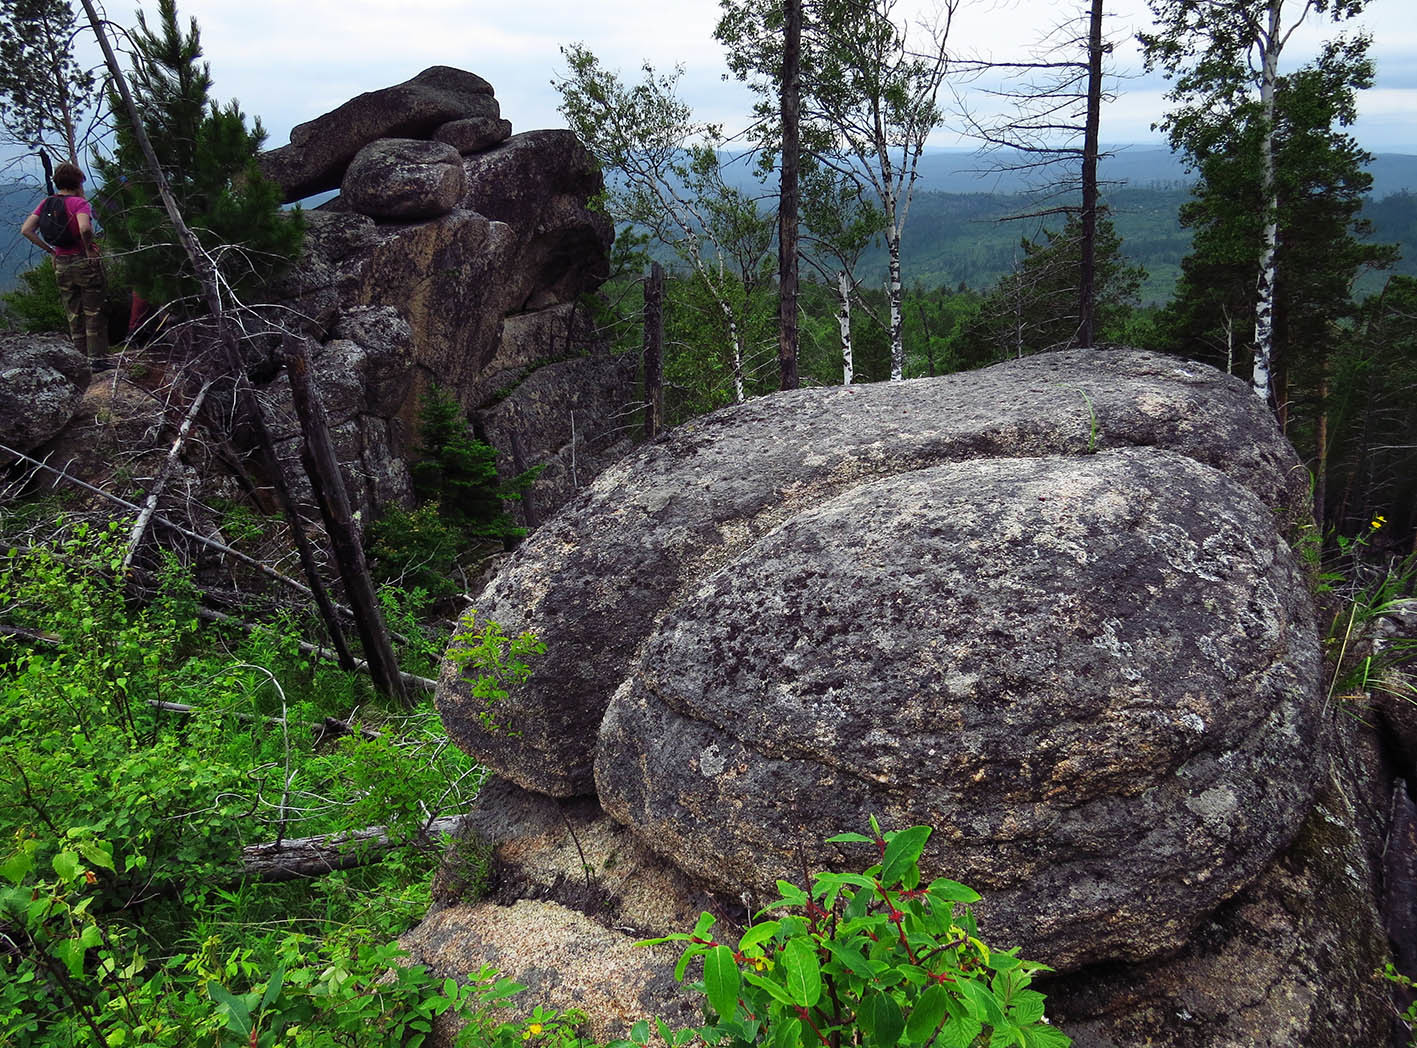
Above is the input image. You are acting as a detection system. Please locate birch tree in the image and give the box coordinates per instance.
[718,0,957,381]
[1140,0,1370,407]
[554,46,776,403]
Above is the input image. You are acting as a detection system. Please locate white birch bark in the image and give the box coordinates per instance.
[838,270,854,384]
[1252,0,1282,405]
[888,235,904,381]
[731,319,746,403]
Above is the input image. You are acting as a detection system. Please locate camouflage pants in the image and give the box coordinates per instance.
[53,254,108,359]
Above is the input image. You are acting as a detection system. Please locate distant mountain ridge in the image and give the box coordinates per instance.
[3,147,1415,301]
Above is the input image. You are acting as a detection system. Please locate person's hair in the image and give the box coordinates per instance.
[53,163,86,191]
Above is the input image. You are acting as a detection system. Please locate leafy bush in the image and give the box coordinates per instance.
[638,819,1069,1048]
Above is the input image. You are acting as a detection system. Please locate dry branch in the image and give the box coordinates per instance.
[240,815,464,881]
[122,379,213,573]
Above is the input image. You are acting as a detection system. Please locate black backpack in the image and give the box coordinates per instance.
[36,195,77,249]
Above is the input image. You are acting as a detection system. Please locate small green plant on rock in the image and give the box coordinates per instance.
[445,611,545,733]
[635,819,1069,1048]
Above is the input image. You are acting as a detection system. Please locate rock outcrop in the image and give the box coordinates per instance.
[262,71,627,524]
[0,333,90,466]
[418,348,1398,1043]
[259,66,502,203]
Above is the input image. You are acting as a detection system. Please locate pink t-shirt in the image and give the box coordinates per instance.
[31,194,92,257]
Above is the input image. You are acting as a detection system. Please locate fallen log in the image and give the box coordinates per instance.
[240,815,464,881]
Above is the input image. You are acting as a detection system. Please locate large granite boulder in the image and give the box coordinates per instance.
[596,446,1318,970]
[436,348,1321,972]
[342,138,466,220]
[0,333,89,466]
[260,66,499,202]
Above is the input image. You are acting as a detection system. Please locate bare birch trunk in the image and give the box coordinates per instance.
[838,270,854,384]
[732,320,746,402]
[888,234,904,381]
[1252,0,1282,406]
[777,0,801,391]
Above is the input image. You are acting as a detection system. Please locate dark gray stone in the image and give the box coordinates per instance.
[342,138,466,220]
[260,66,498,201]
[594,447,1320,970]
[0,333,90,465]
[434,116,513,154]
[438,349,1313,802]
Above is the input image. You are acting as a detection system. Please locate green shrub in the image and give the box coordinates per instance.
[638,819,1069,1048]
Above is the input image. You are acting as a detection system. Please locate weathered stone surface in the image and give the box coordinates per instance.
[439,349,1312,803]
[0,333,89,466]
[434,116,513,154]
[401,777,725,1046]
[36,375,164,493]
[342,138,466,220]
[402,901,693,1047]
[263,320,415,517]
[1044,718,1392,1046]
[596,447,1319,970]
[260,66,498,201]
[473,348,638,525]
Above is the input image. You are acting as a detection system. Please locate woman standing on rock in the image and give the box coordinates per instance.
[19,162,110,371]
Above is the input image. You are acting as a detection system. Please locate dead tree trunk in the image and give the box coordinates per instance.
[240,816,464,881]
[283,334,408,706]
[83,0,356,670]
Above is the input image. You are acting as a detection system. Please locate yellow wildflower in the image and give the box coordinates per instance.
[1372,515,1387,530]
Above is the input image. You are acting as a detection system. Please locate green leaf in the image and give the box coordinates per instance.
[881,827,931,887]
[738,921,780,952]
[989,1021,1023,1047]
[766,881,809,908]
[259,963,287,1013]
[1019,1021,1071,1048]
[859,988,904,1047]
[743,970,797,1006]
[52,850,79,882]
[822,940,875,980]
[941,1016,984,1048]
[905,984,949,1043]
[0,849,34,885]
[957,978,1005,1026]
[772,1016,803,1048]
[1008,990,1047,1026]
[826,832,875,844]
[630,1020,650,1045]
[208,982,253,1035]
[783,937,822,1007]
[78,839,115,873]
[674,944,708,982]
[705,945,740,1020]
[925,877,981,904]
[53,937,86,977]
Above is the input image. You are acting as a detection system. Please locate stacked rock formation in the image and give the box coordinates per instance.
[261,66,632,525]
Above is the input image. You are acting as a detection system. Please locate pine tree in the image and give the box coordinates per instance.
[1154,35,1396,418]
[956,214,1145,366]
[94,0,301,306]
[0,0,97,167]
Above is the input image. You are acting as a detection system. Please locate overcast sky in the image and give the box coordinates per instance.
[147,0,1411,157]
[18,0,1400,184]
